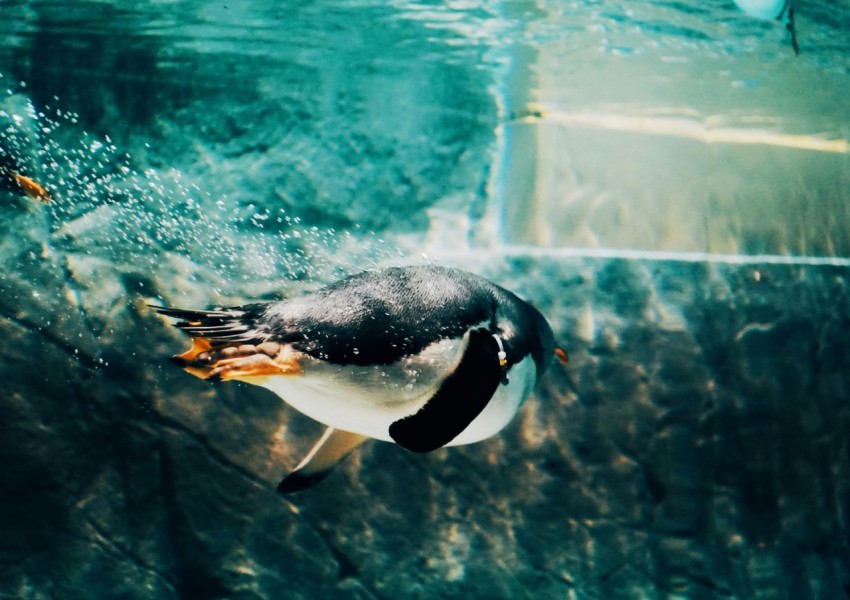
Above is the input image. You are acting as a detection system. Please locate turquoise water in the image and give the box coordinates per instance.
[1,1,848,598]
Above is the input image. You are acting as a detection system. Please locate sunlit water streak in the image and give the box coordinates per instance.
[430,245,850,267]
[516,108,850,154]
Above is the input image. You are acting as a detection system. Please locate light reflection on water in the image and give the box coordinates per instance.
[1,0,849,266]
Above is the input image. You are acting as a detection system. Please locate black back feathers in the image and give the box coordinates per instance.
[153,266,554,374]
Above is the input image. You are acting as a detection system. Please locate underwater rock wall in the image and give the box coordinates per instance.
[1,246,848,598]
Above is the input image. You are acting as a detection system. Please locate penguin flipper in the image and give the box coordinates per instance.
[389,328,502,453]
[277,427,368,494]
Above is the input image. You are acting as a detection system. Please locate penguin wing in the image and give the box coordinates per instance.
[388,328,502,453]
[277,427,368,494]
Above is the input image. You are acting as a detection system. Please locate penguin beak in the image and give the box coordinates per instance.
[554,347,569,365]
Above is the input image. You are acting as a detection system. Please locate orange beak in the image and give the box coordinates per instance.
[554,347,569,365]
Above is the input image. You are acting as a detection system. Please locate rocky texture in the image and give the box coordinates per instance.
[0,236,848,599]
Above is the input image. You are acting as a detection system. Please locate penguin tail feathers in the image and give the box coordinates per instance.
[149,304,266,345]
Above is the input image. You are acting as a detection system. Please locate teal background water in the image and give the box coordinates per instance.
[0,1,848,598]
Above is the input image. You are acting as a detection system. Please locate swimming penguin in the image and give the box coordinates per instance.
[153,265,566,493]
[0,148,51,203]
[733,0,799,54]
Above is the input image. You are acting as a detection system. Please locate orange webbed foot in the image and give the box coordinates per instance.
[173,339,303,383]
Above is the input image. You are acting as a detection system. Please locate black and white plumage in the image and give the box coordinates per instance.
[153,265,564,493]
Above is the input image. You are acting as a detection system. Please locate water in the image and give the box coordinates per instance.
[0,1,848,598]
[493,1,850,257]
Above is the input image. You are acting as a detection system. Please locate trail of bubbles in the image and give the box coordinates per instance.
[0,78,377,297]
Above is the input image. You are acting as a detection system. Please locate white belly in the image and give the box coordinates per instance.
[261,339,535,447]
[449,355,535,446]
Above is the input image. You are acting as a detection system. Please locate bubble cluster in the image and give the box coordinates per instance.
[1,76,401,303]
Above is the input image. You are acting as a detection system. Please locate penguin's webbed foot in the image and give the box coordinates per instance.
[172,340,302,382]
[207,351,300,382]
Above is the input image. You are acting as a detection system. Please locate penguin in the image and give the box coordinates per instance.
[733,0,799,54]
[152,265,567,493]
[0,148,51,203]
